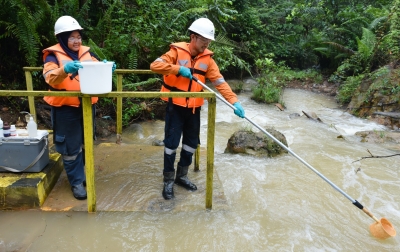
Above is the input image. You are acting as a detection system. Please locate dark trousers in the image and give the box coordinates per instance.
[163,103,200,172]
[51,105,95,186]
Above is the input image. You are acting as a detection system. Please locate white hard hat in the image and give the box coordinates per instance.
[188,18,215,41]
[54,16,83,35]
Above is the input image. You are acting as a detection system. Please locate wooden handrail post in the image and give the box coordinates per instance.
[116,73,123,144]
[24,70,36,117]
[206,96,216,209]
[82,96,96,212]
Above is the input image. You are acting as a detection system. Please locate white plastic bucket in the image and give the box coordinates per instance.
[78,61,113,94]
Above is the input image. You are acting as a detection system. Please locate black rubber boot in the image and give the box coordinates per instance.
[162,171,175,200]
[175,165,197,191]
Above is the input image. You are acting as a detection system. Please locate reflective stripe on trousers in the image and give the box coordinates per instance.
[51,105,95,186]
[163,103,200,172]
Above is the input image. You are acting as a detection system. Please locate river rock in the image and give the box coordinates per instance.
[355,130,400,144]
[355,130,400,151]
[224,128,288,157]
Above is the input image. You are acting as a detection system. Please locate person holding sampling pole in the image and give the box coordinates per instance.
[150,17,245,200]
[42,16,116,200]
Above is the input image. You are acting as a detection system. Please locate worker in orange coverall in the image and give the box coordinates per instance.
[42,16,116,200]
[150,17,245,200]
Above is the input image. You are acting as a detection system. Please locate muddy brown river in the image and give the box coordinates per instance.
[0,82,399,251]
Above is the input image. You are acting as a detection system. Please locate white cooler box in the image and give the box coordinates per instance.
[0,130,50,172]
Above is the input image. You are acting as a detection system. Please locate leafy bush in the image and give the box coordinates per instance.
[252,80,282,104]
[337,74,365,104]
[253,56,323,104]
[252,56,285,103]
[368,66,398,96]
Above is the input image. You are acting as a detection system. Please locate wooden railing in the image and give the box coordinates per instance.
[0,68,217,212]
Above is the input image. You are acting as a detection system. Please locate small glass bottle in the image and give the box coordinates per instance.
[3,122,10,137]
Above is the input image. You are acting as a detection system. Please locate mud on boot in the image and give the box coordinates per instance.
[175,165,197,191]
[162,171,175,200]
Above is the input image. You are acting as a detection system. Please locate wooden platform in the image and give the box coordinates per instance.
[40,143,228,212]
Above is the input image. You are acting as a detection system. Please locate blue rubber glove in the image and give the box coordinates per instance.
[233,102,245,118]
[178,66,192,79]
[103,59,117,72]
[64,61,83,74]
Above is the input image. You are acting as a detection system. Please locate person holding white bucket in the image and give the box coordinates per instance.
[150,17,245,200]
[42,16,116,200]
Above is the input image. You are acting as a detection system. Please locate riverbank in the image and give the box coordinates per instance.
[284,79,400,149]
[0,78,398,140]
[285,79,340,97]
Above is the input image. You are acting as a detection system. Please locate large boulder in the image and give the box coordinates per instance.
[225,128,288,157]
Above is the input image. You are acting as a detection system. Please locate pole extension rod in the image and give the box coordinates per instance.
[192,76,377,217]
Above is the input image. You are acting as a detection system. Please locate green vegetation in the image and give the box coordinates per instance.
[337,74,365,104]
[252,56,323,103]
[1,0,399,124]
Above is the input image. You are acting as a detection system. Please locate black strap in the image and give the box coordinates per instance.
[162,83,185,92]
[193,69,206,76]
[175,67,206,78]
[48,85,67,91]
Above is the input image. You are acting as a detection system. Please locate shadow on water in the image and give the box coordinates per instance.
[0,84,399,251]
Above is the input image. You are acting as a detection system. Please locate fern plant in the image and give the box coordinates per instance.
[0,0,50,67]
[356,28,376,62]
[380,0,400,62]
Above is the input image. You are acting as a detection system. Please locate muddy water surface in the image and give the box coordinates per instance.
[0,84,399,251]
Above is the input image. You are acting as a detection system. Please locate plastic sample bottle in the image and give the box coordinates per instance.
[3,122,10,137]
[10,125,16,136]
[27,116,37,138]
[0,117,3,137]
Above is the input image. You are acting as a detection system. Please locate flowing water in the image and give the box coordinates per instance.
[1,82,399,251]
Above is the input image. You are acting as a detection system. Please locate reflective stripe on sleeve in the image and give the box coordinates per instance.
[212,77,225,86]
